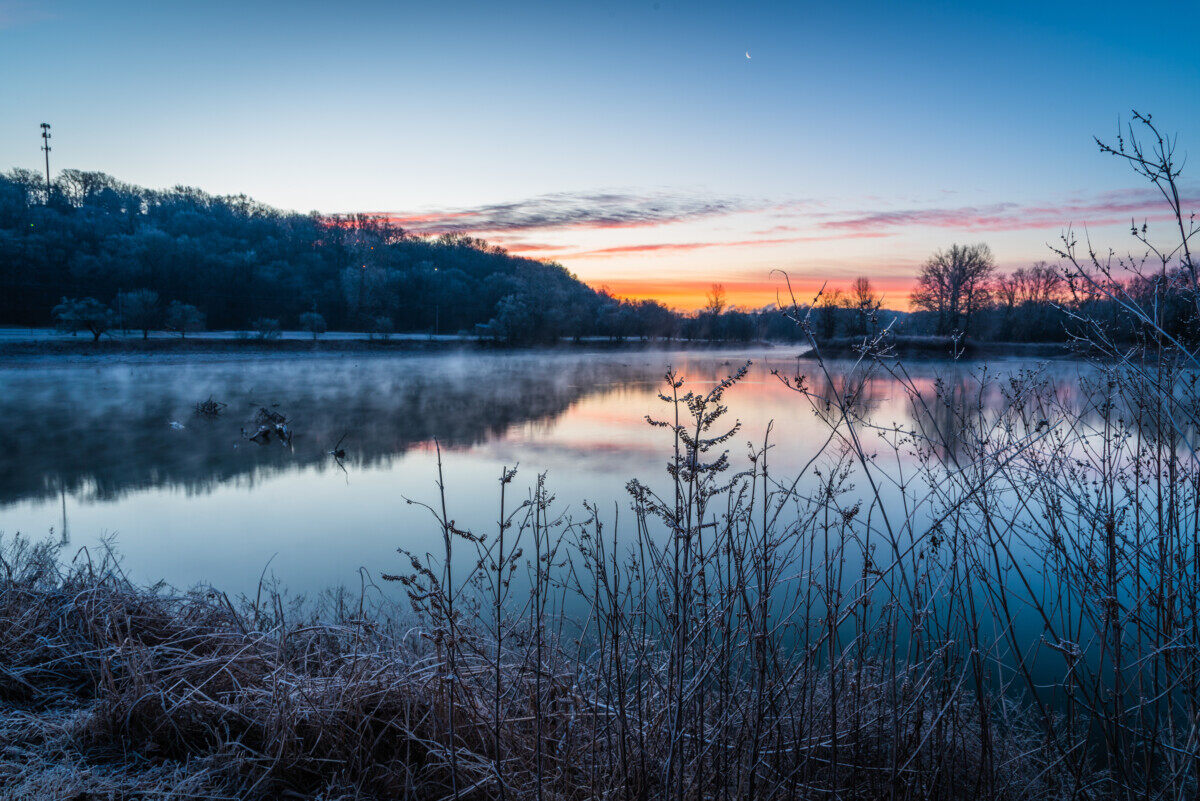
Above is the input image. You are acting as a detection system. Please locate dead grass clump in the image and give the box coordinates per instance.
[0,527,1072,800]
[0,537,479,799]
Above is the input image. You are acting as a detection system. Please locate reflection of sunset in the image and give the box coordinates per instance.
[478,357,1097,490]
[1,349,1092,596]
[487,358,943,479]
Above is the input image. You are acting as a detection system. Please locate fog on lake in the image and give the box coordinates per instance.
[0,348,1083,596]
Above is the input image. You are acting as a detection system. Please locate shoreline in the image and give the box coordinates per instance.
[0,334,790,365]
[0,330,1093,365]
[798,336,1078,360]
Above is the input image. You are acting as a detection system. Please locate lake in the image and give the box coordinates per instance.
[0,347,1081,598]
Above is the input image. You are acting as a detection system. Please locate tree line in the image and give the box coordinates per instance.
[0,169,792,344]
[902,242,1197,344]
[5,168,1181,346]
[802,243,1196,346]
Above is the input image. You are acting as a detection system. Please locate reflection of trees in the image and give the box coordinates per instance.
[0,352,1128,510]
[909,374,988,458]
[778,358,917,434]
[797,370,895,423]
[790,357,1196,462]
[788,359,1084,458]
[898,364,1177,459]
[0,354,660,505]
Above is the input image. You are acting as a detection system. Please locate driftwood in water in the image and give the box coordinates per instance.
[193,395,228,417]
[241,406,292,445]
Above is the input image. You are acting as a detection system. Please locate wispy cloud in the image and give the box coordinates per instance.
[563,232,891,259]
[357,185,1197,267]
[489,240,566,253]
[818,188,1196,234]
[378,191,762,235]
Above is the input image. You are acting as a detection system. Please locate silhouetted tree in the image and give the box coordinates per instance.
[369,315,394,341]
[253,318,281,340]
[910,243,995,335]
[994,272,1019,314]
[849,277,881,336]
[704,283,727,316]
[117,289,160,339]
[164,301,205,339]
[816,288,845,341]
[1014,261,1063,305]
[299,311,327,340]
[52,297,115,342]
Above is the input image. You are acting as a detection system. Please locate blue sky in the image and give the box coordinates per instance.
[3,0,1197,307]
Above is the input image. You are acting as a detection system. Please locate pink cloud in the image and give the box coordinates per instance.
[497,241,570,254]
[818,188,1196,234]
[563,231,891,259]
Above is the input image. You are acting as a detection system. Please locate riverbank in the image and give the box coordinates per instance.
[0,329,788,364]
[800,334,1078,360]
[0,328,1089,366]
[0,537,1062,800]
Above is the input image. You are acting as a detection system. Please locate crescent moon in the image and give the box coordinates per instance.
[745,51,751,59]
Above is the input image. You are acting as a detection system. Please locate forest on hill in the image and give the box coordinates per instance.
[0,168,674,342]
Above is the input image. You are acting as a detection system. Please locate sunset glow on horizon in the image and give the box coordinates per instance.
[366,183,1194,310]
[582,276,917,313]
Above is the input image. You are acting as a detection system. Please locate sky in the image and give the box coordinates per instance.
[2,0,1198,310]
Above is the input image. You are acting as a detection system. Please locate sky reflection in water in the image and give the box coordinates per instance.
[0,348,1083,597]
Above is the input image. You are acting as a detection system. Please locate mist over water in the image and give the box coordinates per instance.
[0,348,1084,597]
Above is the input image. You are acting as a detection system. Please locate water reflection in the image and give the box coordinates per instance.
[0,349,1085,594]
[0,352,673,505]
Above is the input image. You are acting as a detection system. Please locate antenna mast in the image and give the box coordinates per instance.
[39,123,52,198]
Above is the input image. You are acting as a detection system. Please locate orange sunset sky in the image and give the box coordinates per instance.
[373,187,1187,311]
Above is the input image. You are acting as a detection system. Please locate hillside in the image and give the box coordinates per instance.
[0,169,620,341]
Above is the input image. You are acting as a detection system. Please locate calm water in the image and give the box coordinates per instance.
[0,348,1080,597]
